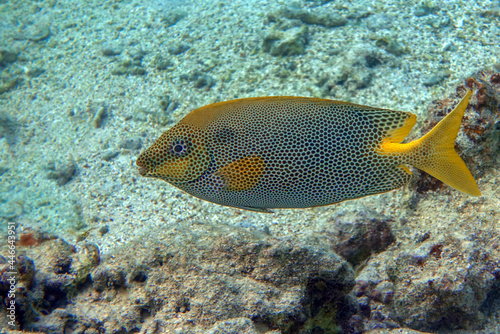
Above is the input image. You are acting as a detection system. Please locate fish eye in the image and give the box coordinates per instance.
[171,139,189,156]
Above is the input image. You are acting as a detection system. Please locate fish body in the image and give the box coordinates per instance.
[137,91,480,212]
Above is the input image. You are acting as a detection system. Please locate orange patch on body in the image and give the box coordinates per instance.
[216,156,265,191]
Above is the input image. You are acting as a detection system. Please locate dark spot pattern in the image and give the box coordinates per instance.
[137,97,415,210]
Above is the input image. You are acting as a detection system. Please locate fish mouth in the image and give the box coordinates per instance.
[138,166,148,176]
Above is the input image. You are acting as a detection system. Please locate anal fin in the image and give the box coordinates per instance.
[237,206,274,213]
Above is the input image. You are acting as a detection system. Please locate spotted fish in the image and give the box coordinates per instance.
[136,90,481,212]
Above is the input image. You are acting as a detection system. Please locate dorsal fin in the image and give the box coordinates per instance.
[386,113,417,143]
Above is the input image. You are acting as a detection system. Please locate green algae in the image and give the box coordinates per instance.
[0,49,18,65]
[0,77,18,94]
[152,54,174,70]
[111,60,146,76]
[375,36,406,56]
[160,10,186,27]
[279,7,347,28]
[301,304,341,334]
[263,26,309,56]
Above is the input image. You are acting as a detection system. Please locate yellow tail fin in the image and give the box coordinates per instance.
[410,90,481,196]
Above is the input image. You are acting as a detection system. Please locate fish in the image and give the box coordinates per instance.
[136,90,481,213]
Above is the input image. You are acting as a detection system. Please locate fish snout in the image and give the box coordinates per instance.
[136,155,152,176]
[138,165,148,176]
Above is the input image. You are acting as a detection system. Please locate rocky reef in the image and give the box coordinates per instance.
[1,226,358,333]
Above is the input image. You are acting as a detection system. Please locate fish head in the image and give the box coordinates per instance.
[136,123,210,184]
